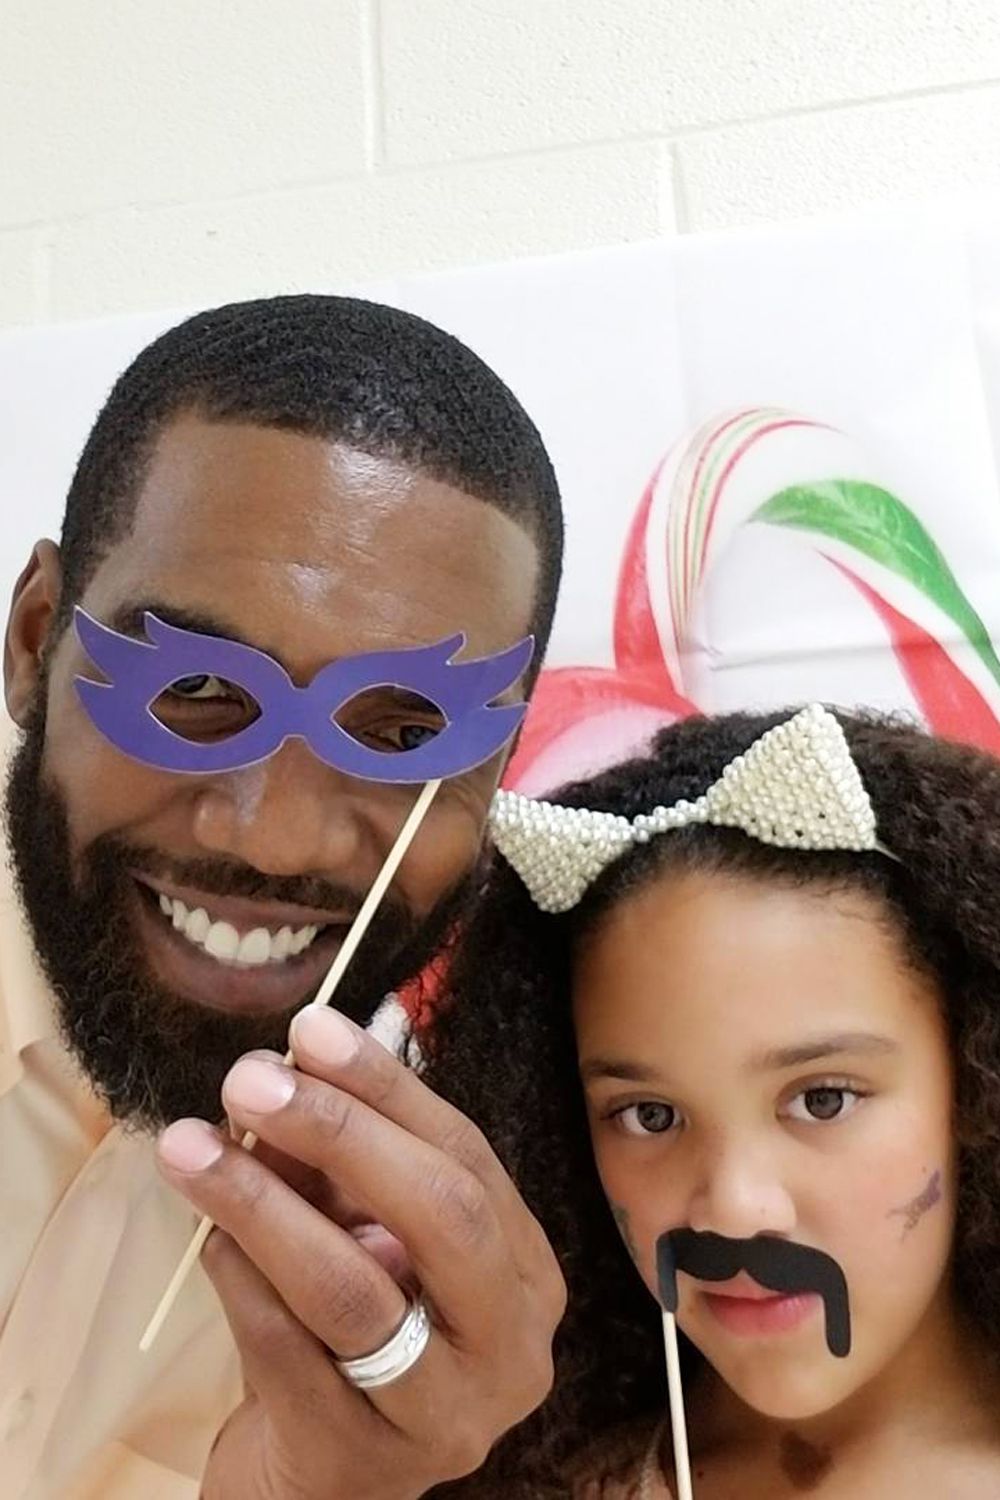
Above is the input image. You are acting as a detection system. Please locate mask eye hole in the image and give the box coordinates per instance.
[333,686,447,755]
[151,675,261,742]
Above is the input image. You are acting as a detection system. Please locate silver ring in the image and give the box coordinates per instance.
[334,1295,431,1391]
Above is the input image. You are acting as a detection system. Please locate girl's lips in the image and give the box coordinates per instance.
[702,1286,821,1340]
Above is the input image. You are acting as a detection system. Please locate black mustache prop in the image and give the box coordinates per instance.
[656,1229,851,1358]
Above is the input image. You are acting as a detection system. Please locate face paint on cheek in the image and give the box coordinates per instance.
[609,1201,641,1264]
[887,1167,943,1241]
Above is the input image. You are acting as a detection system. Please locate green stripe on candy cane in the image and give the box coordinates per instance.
[753,480,1000,691]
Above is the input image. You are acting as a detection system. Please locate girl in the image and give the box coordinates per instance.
[422,706,1000,1496]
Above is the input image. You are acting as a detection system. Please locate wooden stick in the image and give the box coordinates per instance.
[662,1309,694,1500]
[139,778,443,1353]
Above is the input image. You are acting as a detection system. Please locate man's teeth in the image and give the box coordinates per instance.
[157,893,321,967]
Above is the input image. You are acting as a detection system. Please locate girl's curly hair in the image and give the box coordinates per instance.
[421,708,1000,1496]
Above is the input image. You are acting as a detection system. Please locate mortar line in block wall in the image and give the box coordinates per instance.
[3,74,999,241]
[668,141,691,234]
[360,73,1000,176]
[361,0,386,170]
[372,73,1000,165]
[31,229,53,321]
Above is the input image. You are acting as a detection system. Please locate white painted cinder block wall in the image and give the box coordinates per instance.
[2,1,999,329]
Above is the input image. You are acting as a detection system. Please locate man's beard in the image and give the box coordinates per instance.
[4,699,478,1131]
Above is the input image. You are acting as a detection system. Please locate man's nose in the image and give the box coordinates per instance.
[190,740,368,878]
[685,1133,797,1242]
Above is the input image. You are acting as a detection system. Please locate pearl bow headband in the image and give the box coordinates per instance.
[489,704,896,914]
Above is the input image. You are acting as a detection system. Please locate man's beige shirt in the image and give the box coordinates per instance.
[0,784,242,1496]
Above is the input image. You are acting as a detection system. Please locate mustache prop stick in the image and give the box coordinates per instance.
[653,1230,852,1500]
[68,609,535,1352]
[657,1230,852,1359]
[654,1237,695,1500]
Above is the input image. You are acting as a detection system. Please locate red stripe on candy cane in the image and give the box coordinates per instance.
[678,409,757,631]
[697,418,828,579]
[830,558,1000,753]
[614,454,676,686]
[503,664,696,789]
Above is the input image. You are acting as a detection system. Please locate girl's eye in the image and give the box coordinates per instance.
[785,1086,864,1123]
[614,1101,679,1137]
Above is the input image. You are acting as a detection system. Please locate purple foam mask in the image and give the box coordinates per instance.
[73,609,534,783]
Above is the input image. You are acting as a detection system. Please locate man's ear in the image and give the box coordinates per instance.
[4,541,63,726]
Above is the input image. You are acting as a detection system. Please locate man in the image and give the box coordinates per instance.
[0,294,566,1498]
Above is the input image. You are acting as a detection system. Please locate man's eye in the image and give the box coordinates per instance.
[333,689,445,755]
[614,1101,679,1137]
[167,674,234,701]
[348,721,444,754]
[152,676,259,741]
[394,723,442,751]
[784,1086,865,1123]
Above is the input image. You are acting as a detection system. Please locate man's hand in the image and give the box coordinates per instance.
[155,1005,565,1500]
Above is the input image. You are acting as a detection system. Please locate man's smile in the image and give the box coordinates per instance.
[130,870,355,1015]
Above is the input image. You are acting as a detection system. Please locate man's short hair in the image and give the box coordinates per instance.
[59,294,563,661]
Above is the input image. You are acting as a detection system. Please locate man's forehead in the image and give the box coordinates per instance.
[128,416,536,572]
[93,420,539,664]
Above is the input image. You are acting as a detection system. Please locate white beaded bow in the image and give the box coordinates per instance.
[489,704,890,913]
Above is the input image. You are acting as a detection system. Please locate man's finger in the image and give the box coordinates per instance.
[192,1162,476,1455]
[156,1120,413,1362]
[289,1005,554,1271]
[199,1226,365,1433]
[218,1061,528,1341]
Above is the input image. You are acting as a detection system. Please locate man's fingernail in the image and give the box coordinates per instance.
[159,1118,225,1173]
[224,1058,296,1115]
[291,1005,360,1067]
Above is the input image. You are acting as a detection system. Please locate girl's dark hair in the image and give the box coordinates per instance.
[421,708,1000,1495]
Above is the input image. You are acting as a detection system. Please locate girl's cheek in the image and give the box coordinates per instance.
[596,1145,684,1288]
[877,1162,952,1253]
[822,1142,955,1317]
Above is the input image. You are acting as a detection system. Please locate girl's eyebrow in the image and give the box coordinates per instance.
[579,1032,898,1087]
[750,1032,898,1072]
[579,1057,663,1085]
